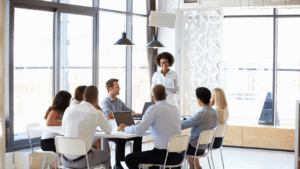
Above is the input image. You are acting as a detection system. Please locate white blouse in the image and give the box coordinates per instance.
[151,69,180,93]
[70,99,80,106]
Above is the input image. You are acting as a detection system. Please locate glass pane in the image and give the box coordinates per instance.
[224,8,273,15]
[277,18,300,128]
[99,12,126,102]
[222,18,273,126]
[60,13,93,94]
[278,18,300,69]
[100,0,126,12]
[60,0,93,7]
[278,8,300,15]
[132,16,150,112]
[133,0,147,15]
[14,8,53,140]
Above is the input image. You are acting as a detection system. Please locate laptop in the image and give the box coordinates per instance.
[113,111,135,127]
[133,102,155,120]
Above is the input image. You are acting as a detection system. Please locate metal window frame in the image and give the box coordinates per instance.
[6,0,149,152]
[224,8,300,126]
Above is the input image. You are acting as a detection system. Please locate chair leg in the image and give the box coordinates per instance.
[210,151,215,169]
[193,158,196,169]
[54,154,57,169]
[28,153,34,169]
[220,148,225,169]
[42,154,47,169]
[207,156,211,169]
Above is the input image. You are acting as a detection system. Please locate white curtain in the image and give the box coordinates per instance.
[0,0,6,168]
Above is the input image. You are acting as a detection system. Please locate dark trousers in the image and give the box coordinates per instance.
[108,137,142,164]
[125,148,184,169]
[40,139,56,152]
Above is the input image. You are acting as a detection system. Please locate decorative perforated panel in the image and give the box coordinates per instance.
[182,10,223,115]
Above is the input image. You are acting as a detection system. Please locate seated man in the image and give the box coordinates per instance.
[181,87,218,169]
[61,86,112,169]
[118,85,184,169]
[101,78,142,169]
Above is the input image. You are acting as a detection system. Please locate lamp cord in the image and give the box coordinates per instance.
[155,0,157,36]
[124,0,126,32]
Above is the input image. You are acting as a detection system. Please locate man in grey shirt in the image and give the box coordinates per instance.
[181,87,218,169]
[101,79,141,169]
[118,85,184,169]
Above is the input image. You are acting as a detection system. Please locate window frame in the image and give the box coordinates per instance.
[6,0,149,152]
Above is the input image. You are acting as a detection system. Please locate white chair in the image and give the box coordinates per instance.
[185,127,217,169]
[26,123,57,169]
[210,123,228,169]
[55,136,106,169]
[138,134,190,169]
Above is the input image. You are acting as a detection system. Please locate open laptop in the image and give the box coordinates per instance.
[133,102,155,120]
[113,111,135,127]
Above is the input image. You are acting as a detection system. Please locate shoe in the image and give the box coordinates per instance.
[47,164,52,169]
[114,164,124,169]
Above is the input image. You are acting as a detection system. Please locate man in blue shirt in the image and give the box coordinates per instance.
[181,87,218,169]
[101,79,141,169]
[118,85,183,169]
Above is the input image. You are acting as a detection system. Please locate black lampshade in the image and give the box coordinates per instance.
[146,35,164,48]
[114,32,134,46]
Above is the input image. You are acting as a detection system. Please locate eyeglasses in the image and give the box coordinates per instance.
[160,62,169,65]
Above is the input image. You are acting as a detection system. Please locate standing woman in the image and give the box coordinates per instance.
[40,91,72,153]
[70,85,87,106]
[211,88,229,148]
[152,52,179,107]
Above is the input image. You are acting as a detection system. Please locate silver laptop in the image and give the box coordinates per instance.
[113,111,135,127]
[133,102,155,120]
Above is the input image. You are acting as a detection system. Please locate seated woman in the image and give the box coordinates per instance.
[70,85,87,106]
[40,91,72,153]
[181,87,218,169]
[211,88,229,148]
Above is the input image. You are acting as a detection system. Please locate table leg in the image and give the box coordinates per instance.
[101,138,108,151]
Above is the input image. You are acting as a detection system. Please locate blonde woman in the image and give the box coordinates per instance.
[211,88,229,148]
[211,88,229,124]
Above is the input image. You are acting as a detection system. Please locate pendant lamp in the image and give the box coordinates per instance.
[146,0,164,48]
[114,0,134,46]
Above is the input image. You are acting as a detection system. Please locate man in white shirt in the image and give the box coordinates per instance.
[118,85,184,169]
[61,86,112,168]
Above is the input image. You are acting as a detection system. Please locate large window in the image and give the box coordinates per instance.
[99,12,126,102]
[223,17,273,125]
[60,13,93,93]
[223,8,300,127]
[7,0,148,152]
[132,16,150,112]
[277,18,300,127]
[14,8,53,140]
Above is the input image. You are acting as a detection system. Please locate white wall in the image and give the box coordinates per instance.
[0,0,6,168]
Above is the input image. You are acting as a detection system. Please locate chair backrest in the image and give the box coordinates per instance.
[26,123,43,139]
[167,134,191,153]
[55,136,87,156]
[198,127,217,145]
[215,123,228,138]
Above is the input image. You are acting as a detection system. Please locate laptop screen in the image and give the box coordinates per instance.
[113,112,135,127]
[142,102,155,115]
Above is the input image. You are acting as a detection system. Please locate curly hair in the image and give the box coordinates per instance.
[154,52,175,67]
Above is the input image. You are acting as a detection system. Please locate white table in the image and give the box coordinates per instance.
[31,126,148,139]
[30,120,151,155]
